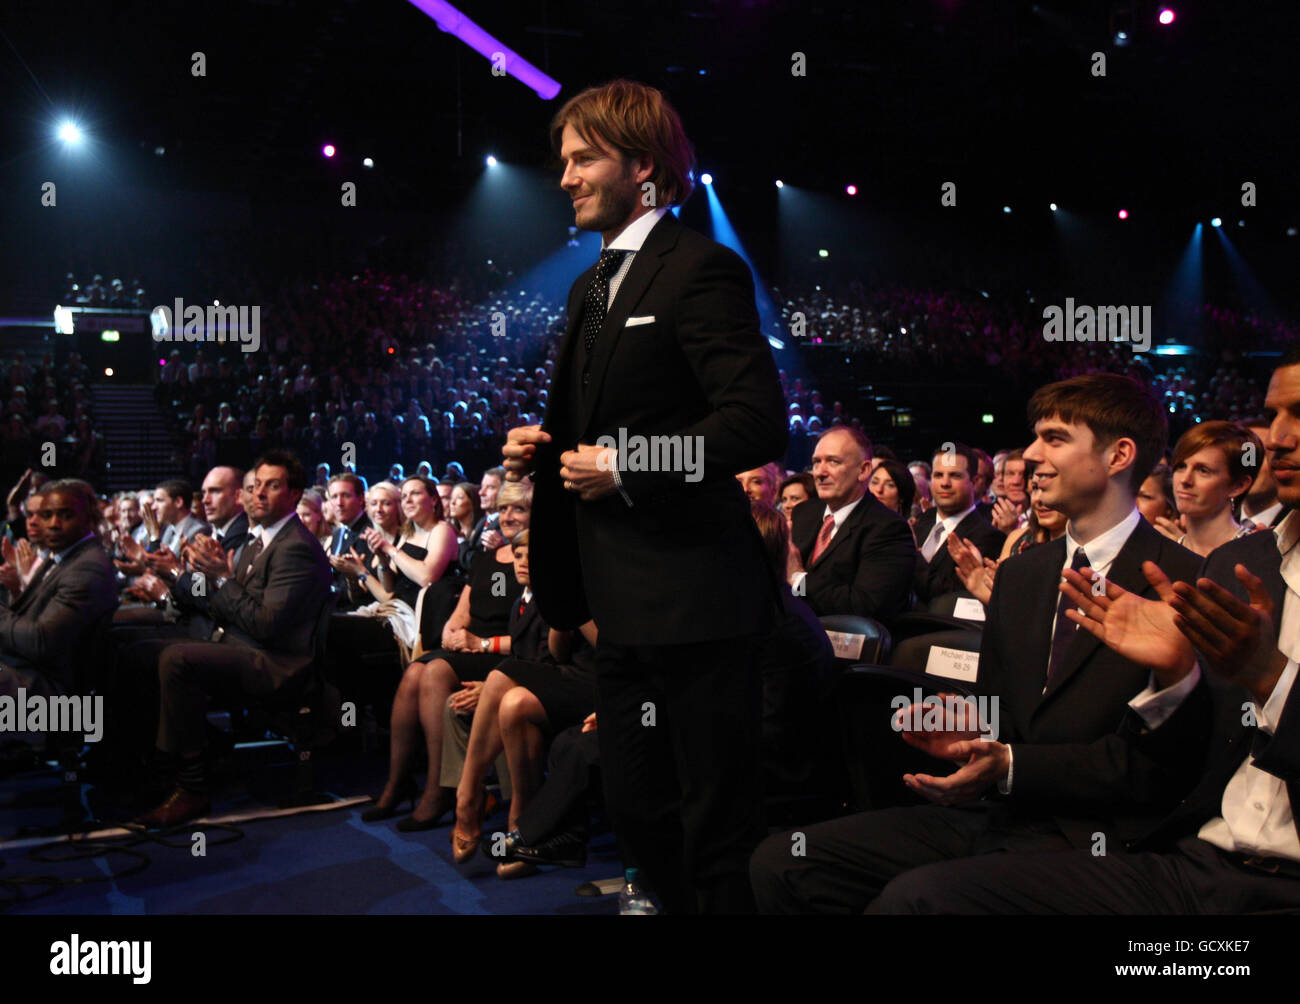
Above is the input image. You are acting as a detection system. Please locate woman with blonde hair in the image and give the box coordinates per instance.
[363,478,531,831]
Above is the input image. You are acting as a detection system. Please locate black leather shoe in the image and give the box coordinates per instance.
[512,830,588,868]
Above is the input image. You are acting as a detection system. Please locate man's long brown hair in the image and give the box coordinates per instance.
[550,79,696,208]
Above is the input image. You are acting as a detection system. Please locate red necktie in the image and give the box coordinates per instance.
[810,514,836,564]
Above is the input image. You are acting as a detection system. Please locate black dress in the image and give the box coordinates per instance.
[416,549,521,681]
[492,592,597,734]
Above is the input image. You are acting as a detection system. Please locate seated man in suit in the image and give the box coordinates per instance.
[912,442,1005,604]
[146,479,210,557]
[325,472,371,610]
[0,479,118,705]
[866,353,1300,914]
[787,426,916,623]
[752,372,1205,913]
[133,450,333,827]
[1241,414,1289,530]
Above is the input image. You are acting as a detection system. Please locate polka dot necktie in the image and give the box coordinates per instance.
[582,249,629,353]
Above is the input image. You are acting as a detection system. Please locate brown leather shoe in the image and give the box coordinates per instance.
[133,787,211,829]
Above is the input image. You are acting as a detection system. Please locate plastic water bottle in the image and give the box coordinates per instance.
[618,867,659,915]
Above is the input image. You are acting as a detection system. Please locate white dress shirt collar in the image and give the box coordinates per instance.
[822,491,865,531]
[603,206,669,252]
[252,510,295,549]
[1064,507,1142,575]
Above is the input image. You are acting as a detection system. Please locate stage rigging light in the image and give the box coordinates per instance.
[845,185,857,196]
[1211,217,1222,228]
[486,155,498,167]
[1158,8,1176,25]
[363,157,374,168]
[1117,209,1129,220]
[57,121,82,145]
[322,144,336,158]
[700,173,712,185]
[774,180,783,188]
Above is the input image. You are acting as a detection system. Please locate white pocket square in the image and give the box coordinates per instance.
[624,315,656,327]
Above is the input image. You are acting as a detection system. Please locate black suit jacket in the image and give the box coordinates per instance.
[911,508,1006,604]
[531,211,788,645]
[208,514,333,684]
[789,493,916,622]
[0,537,118,691]
[1136,512,1297,849]
[170,510,251,638]
[508,592,597,675]
[976,516,1206,848]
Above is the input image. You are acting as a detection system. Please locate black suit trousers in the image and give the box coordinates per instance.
[595,634,764,915]
[867,836,1300,914]
[750,803,1072,914]
[516,724,599,846]
[156,641,284,754]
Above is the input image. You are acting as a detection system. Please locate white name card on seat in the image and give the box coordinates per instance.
[952,597,986,622]
[825,631,866,661]
[924,645,980,682]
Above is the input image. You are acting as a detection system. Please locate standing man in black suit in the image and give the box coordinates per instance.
[912,442,1005,604]
[752,373,1205,912]
[787,426,916,623]
[503,79,787,914]
[134,450,333,827]
[862,354,1300,913]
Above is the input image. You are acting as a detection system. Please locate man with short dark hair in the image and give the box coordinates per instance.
[0,480,117,702]
[912,443,1004,603]
[857,353,1300,914]
[753,373,1204,913]
[787,426,916,622]
[149,479,209,556]
[134,450,333,827]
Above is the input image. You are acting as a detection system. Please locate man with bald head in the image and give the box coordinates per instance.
[787,426,916,622]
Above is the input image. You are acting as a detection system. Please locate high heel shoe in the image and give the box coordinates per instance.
[360,776,417,823]
[396,789,451,831]
[451,788,493,864]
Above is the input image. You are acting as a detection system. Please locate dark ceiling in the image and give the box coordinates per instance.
[4,0,1298,217]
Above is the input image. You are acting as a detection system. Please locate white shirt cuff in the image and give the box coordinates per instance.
[1258,657,1300,732]
[610,450,633,507]
[1128,663,1202,729]
[791,570,808,593]
[998,745,1014,794]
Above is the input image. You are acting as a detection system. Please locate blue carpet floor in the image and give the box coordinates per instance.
[0,747,623,915]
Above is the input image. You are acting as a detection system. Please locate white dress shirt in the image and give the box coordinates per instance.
[1196,510,1300,860]
[600,205,671,508]
[790,492,866,595]
[921,503,977,562]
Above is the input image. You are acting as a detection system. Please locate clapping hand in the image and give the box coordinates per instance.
[947,533,996,606]
[362,527,391,561]
[1059,562,1196,689]
[1153,515,1185,542]
[330,547,368,580]
[141,504,161,542]
[1168,564,1286,706]
[990,498,1023,533]
[188,533,231,579]
[895,696,1008,804]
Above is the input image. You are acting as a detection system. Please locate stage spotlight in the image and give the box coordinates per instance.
[104,367,114,377]
[1157,7,1175,25]
[1117,209,1129,220]
[700,173,713,185]
[1211,217,1222,228]
[486,155,498,167]
[1049,203,1058,211]
[818,249,829,258]
[1003,205,1012,214]
[322,144,336,158]
[154,146,165,157]
[1238,220,1245,227]
[1288,227,1297,237]
[363,157,374,168]
[57,121,82,145]
[774,180,783,189]
[845,185,857,196]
